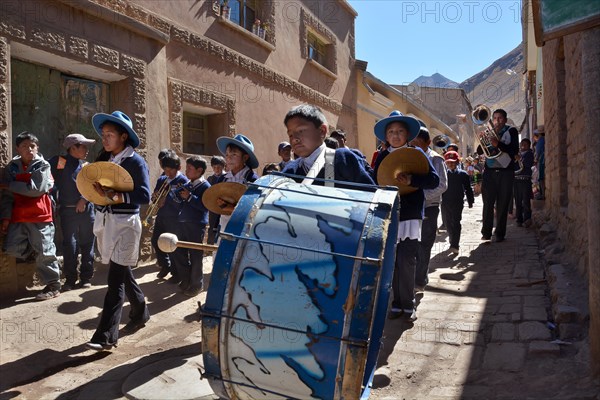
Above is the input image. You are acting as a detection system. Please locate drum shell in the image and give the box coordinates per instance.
[202,175,398,400]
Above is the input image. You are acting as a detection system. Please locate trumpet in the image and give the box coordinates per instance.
[142,179,171,227]
[472,104,502,159]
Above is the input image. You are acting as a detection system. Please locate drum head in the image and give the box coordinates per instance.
[202,175,399,400]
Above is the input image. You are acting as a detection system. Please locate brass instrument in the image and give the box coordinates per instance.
[472,104,503,159]
[142,179,171,227]
[431,134,450,154]
[173,182,194,203]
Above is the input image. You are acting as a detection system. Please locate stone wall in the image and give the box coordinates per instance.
[543,31,594,276]
[542,26,600,377]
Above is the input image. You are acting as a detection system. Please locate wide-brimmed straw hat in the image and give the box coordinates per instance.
[92,111,140,148]
[374,110,421,143]
[216,134,259,169]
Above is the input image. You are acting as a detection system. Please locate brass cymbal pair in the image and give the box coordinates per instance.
[377,147,430,195]
[76,162,134,206]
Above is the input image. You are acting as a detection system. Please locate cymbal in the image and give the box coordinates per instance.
[377,147,430,195]
[202,182,247,215]
[76,162,134,205]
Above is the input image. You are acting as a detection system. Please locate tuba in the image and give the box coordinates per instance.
[472,104,503,159]
[431,134,450,154]
[142,179,171,227]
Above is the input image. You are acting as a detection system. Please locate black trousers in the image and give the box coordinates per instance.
[441,202,464,249]
[151,215,177,276]
[173,222,206,291]
[392,238,419,311]
[416,206,439,286]
[481,168,514,239]
[514,179,532,223]
[91,261,149,345]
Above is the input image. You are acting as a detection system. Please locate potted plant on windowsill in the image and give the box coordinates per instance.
[259,22,269,40]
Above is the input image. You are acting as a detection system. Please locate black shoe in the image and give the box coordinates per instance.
[62,281,77,292]
[481,236,491,241]
[183,287,202,297]
[157,268,169,279]
[121,318,149,335]
[167,276,181,284]
[496,236,505,242]
[86,342,116,351]
[388,310,404,320]
[79,279,92,289]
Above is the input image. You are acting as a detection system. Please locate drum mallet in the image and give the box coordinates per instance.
[158,233,219,253]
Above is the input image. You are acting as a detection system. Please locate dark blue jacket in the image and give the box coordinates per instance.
[96,150,150,214]
[154,174,189,218]
[282,147,375,190]
[373,147,439,221]
[515,149,534,178]
[49,153,89,207]
[443,168,474,207]
[178,179,211,224]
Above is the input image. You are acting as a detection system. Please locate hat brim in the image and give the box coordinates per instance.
[216,137,259,169]
[92,113,140,148]
[64,138,96,148]
[374,115,421,143]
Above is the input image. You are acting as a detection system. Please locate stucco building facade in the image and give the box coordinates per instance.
[0,0,359,297]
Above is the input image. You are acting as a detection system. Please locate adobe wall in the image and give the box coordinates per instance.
[542,26,600,376]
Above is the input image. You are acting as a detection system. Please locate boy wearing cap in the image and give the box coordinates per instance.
[86,111,151,351]
[442,151,474,254]
[372,111,440,321]
[1,132,62,300]
[282,104,374,188]
[277,141,292,170]
[49,134,97,290]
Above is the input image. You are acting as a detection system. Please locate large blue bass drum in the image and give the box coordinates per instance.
[201,175,398,399]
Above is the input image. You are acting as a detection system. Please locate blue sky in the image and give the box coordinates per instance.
[348,0,523,84]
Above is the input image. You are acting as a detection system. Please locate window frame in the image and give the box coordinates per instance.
[182,111,208,155]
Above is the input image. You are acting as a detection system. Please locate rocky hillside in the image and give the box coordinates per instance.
[412,73,459,88]
[460,44,526,128]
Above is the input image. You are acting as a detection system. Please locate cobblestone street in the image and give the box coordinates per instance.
[1,194,598,399]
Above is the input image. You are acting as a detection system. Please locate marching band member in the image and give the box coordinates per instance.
[214,134,259,231]
[373,111,439,322]
[478,109,519,242]
[172,156,211,297]
[281,104,374,188]
[151,151,189,283]
[86,111,151,351]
